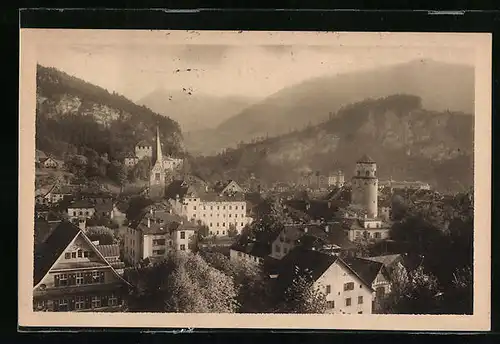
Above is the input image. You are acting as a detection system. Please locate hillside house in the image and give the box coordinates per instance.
[275,247,374,314]
[214,180,245,195]
[39,157,59,169]
[33,221,130,312]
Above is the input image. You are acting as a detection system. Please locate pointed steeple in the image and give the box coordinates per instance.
[155,125,163,166]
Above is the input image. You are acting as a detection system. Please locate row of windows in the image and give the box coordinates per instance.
[356,170,376,177]
[209,222,245,227]
[355,231,383,239]
[325,296,363,309]
[274,244,288,255]
[69,210,93,217]
[194,205,244,211]
[194,213,245,218]
[54,271,105,287]
[153,244,186,255]
[64,250,95,259]
[35,294,120,311]
[325,282,364,294]
[236,251,264,263]
[210,230,226,236]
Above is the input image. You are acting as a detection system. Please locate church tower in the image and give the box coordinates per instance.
[350,154,378,218]
[149,126,166,199]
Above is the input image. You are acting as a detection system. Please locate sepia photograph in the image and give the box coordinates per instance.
[19,29,491,330]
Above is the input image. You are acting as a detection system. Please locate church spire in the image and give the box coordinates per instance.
[155,125,163,165]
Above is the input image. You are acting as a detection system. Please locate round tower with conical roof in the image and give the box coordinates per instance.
[351,154,378,218]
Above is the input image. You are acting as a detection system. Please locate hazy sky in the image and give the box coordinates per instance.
[35,30,475,102]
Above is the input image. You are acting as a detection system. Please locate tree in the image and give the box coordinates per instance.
[108,160,127,186]
[201,251,272,313]
[84,225,118,245]
[126,196,153,221]
[276,273,327,314]
[127,251,238,313]
[380,265,442,314]
[227,224,238,238]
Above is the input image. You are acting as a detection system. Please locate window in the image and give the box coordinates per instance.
[210,206,213,210]
[203,206,206,210]
[375,232,381,239]
[327,301,335,309]
[217,222,219,227]
[92,271,103,284]
[79,211,83,215]
[180,244,186,251]
[344,282,354,291]
[77,250,82,258]
[59,274,68,286]
[153,249,166,255]
[358,296,364,304]
[241,222,244,227]
[223,206,226,210]
[365,171,369,177]
[58,299,69,311]
[210,223,213,227]
[358,311,363,314]
[229,214,232,217]
[193,206,197,210]
[92,296,101,309]
[216,231,219,235]
[217,206,219,210]
[76,272,84,285]
[222,231,225,235]
[85,211,89,216]
[235,214,238,218]
[65,252,71,259]
[75,296,85,310]
[326,285,331,294]
[108,294,118,307]
[153,239,166,246]
[155,173,161,181]
[235,206,238,210]
[275,244,281,253]
[283,247,288,254]
[71,252,76,258]
[345,298,352,306]
[180,231,185,239]
[229,206,232,210]
[223,222,226,227]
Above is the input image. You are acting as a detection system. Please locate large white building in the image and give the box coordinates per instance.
[167,180,252,237]
[123,207,198,266]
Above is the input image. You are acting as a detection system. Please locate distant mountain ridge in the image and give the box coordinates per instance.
[185,59,474,156]
[137,88,258,133]
[189,94,474,193]
[36,65,183,160]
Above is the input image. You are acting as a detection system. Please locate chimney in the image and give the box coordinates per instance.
[147,217,151,228]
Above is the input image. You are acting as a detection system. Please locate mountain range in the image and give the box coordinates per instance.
[182,59,474,156]
[137,88,258,133]
[189,94,474,193]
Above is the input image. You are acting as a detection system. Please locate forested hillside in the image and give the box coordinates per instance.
[35,65,184,186]
[189,94,474,193]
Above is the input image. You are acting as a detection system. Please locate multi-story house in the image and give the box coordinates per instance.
[270,223,356,260]
[123,208,198,266]
[229,238,271,266]
[168,180,252,237]
[344,256,392,313]
[276,247,374,314]
[33,221,130,312]
[67,200,96,221]
[345,216,391,242]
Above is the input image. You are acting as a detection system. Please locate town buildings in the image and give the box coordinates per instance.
[33,221,130,312]
[123,206,198,266]
[167,180,252,237]
[328,170,345,188]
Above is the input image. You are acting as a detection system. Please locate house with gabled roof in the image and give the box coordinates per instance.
[270,223,356,260]
[33,221,130,312]
[229,238,271,266]
[39,156,59,169]
[343,256,392,313]
[275,247,374,314]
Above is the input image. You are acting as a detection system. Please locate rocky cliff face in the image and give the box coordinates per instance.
[191,95,474,192]
[36,65,182,159]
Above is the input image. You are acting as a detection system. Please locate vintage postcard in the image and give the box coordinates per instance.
[19,29,491,331]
